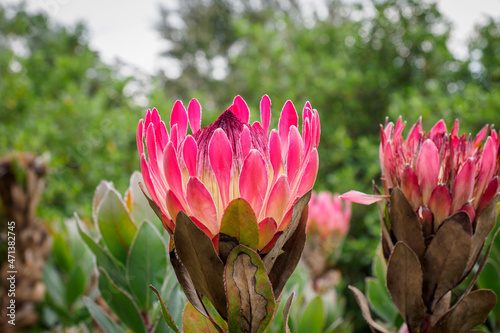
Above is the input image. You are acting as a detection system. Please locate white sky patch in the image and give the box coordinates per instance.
[3,0,500,73]
[433,0,500,60]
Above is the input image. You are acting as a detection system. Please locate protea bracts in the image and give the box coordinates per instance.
[342,117,500,333]
[137,95,320,331]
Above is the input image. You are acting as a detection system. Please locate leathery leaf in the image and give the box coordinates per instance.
[225,245,276,333]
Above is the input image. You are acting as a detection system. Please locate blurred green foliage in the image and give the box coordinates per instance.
[2,0,500,331]
[0,3,142,219]
[40,218,95,330]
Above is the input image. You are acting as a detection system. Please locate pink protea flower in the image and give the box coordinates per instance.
[303,191,351,290]
[344,117,500,333]
[137,95,320,252]
[307,191,351,240]
[342,117,500,232]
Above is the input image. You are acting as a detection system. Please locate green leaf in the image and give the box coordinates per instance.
[52,233,73,273]
[297,296,324,333]
[65,266,87,306]
[373,246,387,285]
[98,267,147,333]
[83,296,124,333]
[76,214,129,291]
[219,198,259,251]
[477,260,500,317]
[203,297,229,332]
[127,220,168,311]
[150,284,181,333]
[97,188,138,264]
[93,180,114,222]
[43,264,65,310]
[183,302,221,333]
[165,281,187,331]
[366,278,398,325]
[225,245,275,333]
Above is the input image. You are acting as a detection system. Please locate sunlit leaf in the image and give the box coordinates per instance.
[219,198,259,255]
[183,302,221,333]
[97,189,138,264]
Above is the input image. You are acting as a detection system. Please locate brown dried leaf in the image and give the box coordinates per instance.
[268,205,308,301]
[218,233,240,264]
[389,188,425,260]
[348,285,391,333]
[169,249,209,318]
[174,212,227,320]
[429,290,496,333]
[263,191,311,273]
[429,291,451,327]
[464,196,499,276]
[423,212,472,308]
[283,292,294,333]
[386,242,425,332]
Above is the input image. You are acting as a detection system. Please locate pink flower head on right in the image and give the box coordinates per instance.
[342,117,500,228]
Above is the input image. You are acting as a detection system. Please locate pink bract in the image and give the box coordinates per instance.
[307,191,351,239]
[137,95,320,251]
[342,117,500,227]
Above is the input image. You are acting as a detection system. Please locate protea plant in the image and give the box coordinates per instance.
[137,95,320,331]
[342,117,500,333]
[302,191,351,291]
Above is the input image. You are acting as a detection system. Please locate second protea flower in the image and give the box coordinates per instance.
[137,95,320,330]
[343,117,500,333]
[303,191,351,290]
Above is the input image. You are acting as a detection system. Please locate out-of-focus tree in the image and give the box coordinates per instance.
[468,17,500,88]
[0,3,142,218]
[155,0,305,108]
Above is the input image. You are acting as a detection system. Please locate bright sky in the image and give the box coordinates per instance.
[4,0,500,74]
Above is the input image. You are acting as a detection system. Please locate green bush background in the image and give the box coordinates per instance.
[1,0,500,331]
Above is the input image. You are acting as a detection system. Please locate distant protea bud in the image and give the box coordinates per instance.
[302,191,350,290]
[137,96,320,330]
[342,118,500,333]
